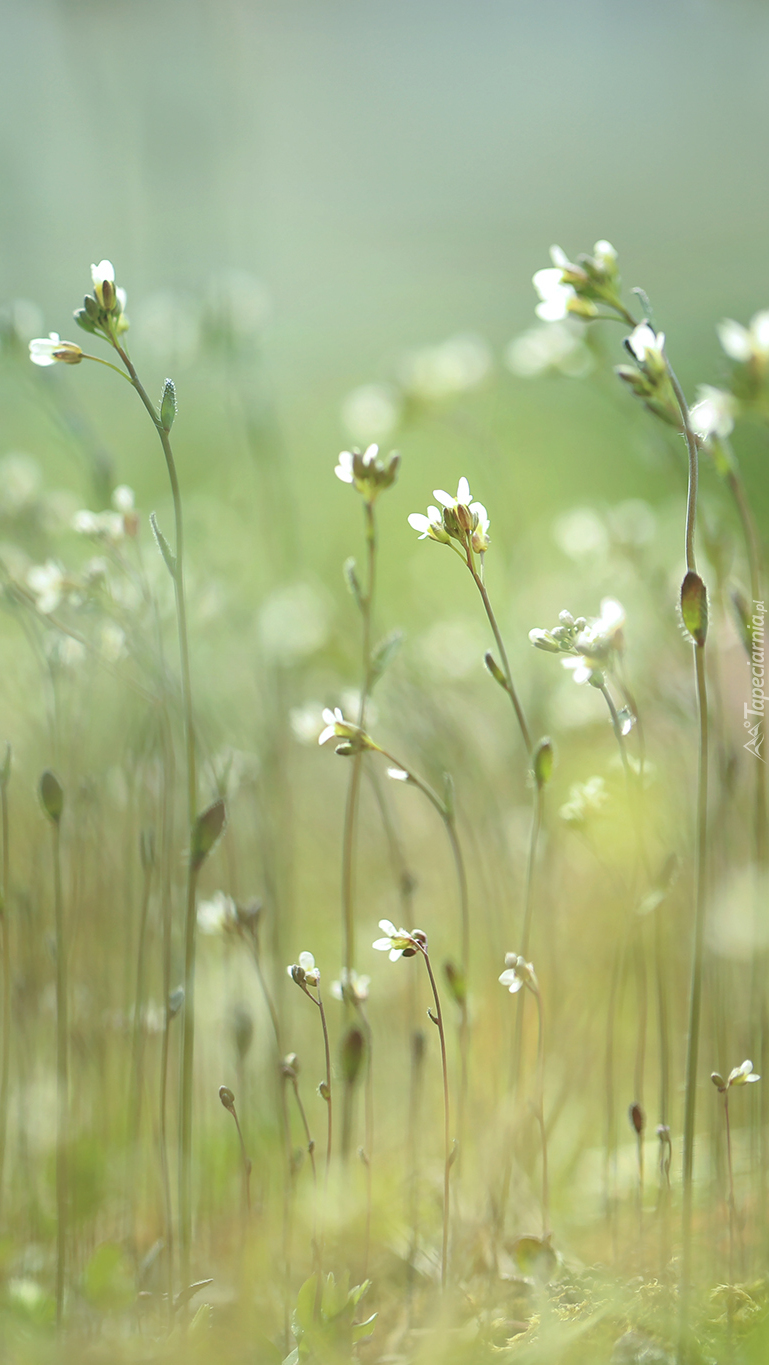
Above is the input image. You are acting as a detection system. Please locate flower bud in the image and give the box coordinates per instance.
[340,1026,365,1086]
[532,736,554,789]
[680,571,708,647]
[628,1102,645,1135]
[40,769,64,824]
[168,987,185,1017]
[160,379,177,432]
[318,1080,330,1101]
[190,797,226,872]
[219,1085,236,1112]
[711,1072,725,1090]
[529,628,561,654]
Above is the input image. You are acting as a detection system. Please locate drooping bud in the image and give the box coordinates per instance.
[40,770,64,824]
[160,379,177,432]
[628,1102,645,1136]
[219,1085,236,1112]
[532,736,554,789]
[233,1005,254,1061]
[190,798,227,872]
[485,651,508,689]
[340,1026,365,1086]
[318,1080,330,1102]
[711,1072,726,1091]
[680,571,708,647]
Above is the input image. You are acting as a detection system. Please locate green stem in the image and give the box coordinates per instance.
[420,947,451,1291]
[113,343,199,1293]
[0,764,11,1222]
[466,554,531,754]
[53,818,67,1329]
[158,713,175,1321]
[533,986,549,1238]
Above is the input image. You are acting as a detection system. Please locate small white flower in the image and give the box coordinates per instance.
[72,508,125,543]
[505,321,592,379]
[689,386,737,441]
[29,333,82,367]
[400,334,491,402]
[626,324,666,366]
[112,484,135,513]
[91,259,120,309]
[335,450,355,484]
[287,951,320,987]
[499,953,537,994]
[718,311,769,363]
[407,505,449,542]
[592,240,617,271]
[387,767,410,782]
[197,890,238,935]
[318,707,345,745]
[372,918,418,961]
[533,267,576,322]
[433,476,472,510]
[470,502,490,554]
[727,1059,760,1087]
[559,776,609,826]
[27,560,65,615]
[330,967,370,1003]
[100,622,127,661]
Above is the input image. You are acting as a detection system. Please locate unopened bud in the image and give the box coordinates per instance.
[485,651,508,687]
[340,1026,365,1085]
[40,770,64,824]
[628,1102,645,1135]
[532,736,554,789]
[160,379,177,432]
[190,797,226,871]
[219,1085,236,1112]
[711,1072,725,1091]
[318,1080,330,1102]
[681,571,708,647]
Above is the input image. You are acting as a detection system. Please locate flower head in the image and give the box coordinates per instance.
[626,324,666,369]
[727,1059,760,1087]
[197,890,238,936]
[29,333,83,367]
[689,385,737,442]
[26,560,66,615]
[530,599,625,686]
[409,476,490,555]
[533,242,620,322]
[559,776,609,827]
[287,950,320,990]
[331,968,370,1004]
[718,311,769,364]
[317,707,374,755]
[407,505,451,544]
[372,919,421,961]
[334,444,399,501]
[499,953,538,995]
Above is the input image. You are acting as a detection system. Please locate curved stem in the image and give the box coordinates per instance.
[53,819,67,1329]
[465,554,531,754]
[0,767,11,1222]
[533,987,549,1238]
[420,948,451,1291]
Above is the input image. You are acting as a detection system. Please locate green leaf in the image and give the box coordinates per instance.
[294,1275,317,1333]
[81,1242,134,1312]
[352,1313,377,1343]
[370,629,403,687]
[149,511,177,578]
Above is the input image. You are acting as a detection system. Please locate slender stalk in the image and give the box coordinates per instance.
[357,1004,374,1278]
[318,990,333,1188]
[419,946,451,1291]
[157,715,176,1320]
[340,501,377,1155]
[0,758,11,1221]
[220,1089,252,1217]
[290,1074,318,1191]
[128,843,154,1188]
[52,816,67,1329]
[464,552,531,754]
[113,342,199,1292]
[406,1028,425,1305]
[533,987,549,1238]
[724,1091,735,1285]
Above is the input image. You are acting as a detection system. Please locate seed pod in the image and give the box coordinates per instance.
[340,1026,365,1086]
[681,571,708,647]
[484,651,508,688]
[160,379,177,432]
[40,770,64,824]
[628,1102,645,1135]
[191,798,227,872]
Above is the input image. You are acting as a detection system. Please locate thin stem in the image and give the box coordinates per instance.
[358,1004,374,1279]
[465,552,531,754]
[318,991,333,1188]
[724,1091,735,1286]
[129,853,154,1165]
[230,1100,252,1217]
[157,714,175,1321]
[113,342,199,1293]
[0,765,11,1221]
[52,818,67,1329]
[290,1076,318,1191]
[599,682,631,780]
[420,948,451,1291]
[533,987,549,1238]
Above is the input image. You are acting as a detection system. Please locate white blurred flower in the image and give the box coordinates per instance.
[372,919,419,961]
[50,635,86,670]
[29,333,82,367]
[505,321,593,379]
[341,383,402,445]
[27,560,65,614]
[257,583,330,662]
[593,240,618,271]
[1,299,44,346]
[387,767,410,782]
[204,270,271,347]
[553,507,609,561]
[533,268,576,322]
[72,508,125,543]
[717,311,769,363]
[561,597,625,685]
[111,485,135,513]
[559,776,608,825]
[331,968,370,1004]
[0,453,42,514]
[289,702,325,745]
[400,334,491,402]
[100,622,127,661]
[689,385,737,441]
[197,890,238,936]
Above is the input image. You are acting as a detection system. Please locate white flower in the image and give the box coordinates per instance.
[387,767,410,782]
[29,333,82,367]
[330,968,370,1004]
[407,505,449,542]
[727,1059,760,1087]
[335,450,355,484]
[289,702,325,745]
[505,322,592,379]
[27,560,65,614]
[470,502,490,554]
[112,485,135,513]
[72,509,125,543]
[626,324,666,366]
[318,707,346,745]
[372,919,419,961]
[533,267,576,322]
[432,476,471,510]
[400,334,491,401]
[197,890,237,935]
[499,953,537,994]
[100,622,127,661]
[718,311,769,363]
[559,776,608,826]
[341,383,401,444]
[561,597,625,684]
[287,950,320,987]
[689,386,737,442]
[592,240,617,271]
[91,260,126,312]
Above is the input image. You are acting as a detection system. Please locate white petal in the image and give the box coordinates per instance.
[456,477,471,504]
[372,938,393,952]
[550,245,569,268]
[533,267,564,300]
[717,319,752,362]
[388,948,403,961]
[379,919,398,935]
[387,767,409,782]
[408,513,432,534]
[318,725,335,746]
[91,259,115,286]
[432,489,454,509]
[298,951,315,972]
[752,311,769,354]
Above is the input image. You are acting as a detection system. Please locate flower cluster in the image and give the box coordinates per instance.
[529,600,625,687]
[75,260,129,341]
[287,951,321,991]
[711,1060,761,1092]
[614,324,680,427]
[335,445,400,502]
[533,242,621,322]
[559,776,609,828]
[408,477,489,557]
[372,920,424,960]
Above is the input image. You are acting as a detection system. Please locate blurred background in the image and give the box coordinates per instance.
[0,0,767,1343]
